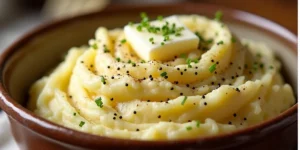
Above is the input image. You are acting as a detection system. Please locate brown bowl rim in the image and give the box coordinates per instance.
[0,3,297,148]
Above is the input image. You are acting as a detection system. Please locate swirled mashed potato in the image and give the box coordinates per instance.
[28,14,295,140]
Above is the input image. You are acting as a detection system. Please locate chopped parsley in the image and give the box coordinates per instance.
[206,39,214,44]
[181,96,187,105]
[214,11,223,21]
[121,39,127,44]
[209,63,217,73]
[95,97,103,108]
[195,32,205,42]
[149,37,154,44]
[180,54,187,59]
[137,25,143,31]
[192,59,199,63]
[73,112,76,116]
[196,120,200,128]
[186,58,192,68]
[116,57,121,62]
[157,15,163,21]
[134,12,185,44]
[141,60,146,63]
[217,41,224,45]
[100,76,106,84]
[103,45,110,53]
[186,58,199,68]
[79,121,85,127]
[160,72,167,77]
[186,126,192,131]
[92,43,98,49]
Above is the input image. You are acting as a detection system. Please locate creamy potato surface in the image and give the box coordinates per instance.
[28,14,295,140]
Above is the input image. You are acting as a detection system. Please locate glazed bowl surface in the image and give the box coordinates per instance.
[0,3,297,150]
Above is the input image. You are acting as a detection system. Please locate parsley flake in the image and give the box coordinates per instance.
[186,126,192,131]
[92,43,98,49]
[196,120,201,128]
[214,11,223,21]
[157,15,163,21]
[95,97,103,108]
[209,64,217,73]
[217,41,224,45]
[180,54,187,59]
[103,45,110,53]
[160,72,167,77]
[121,39,127,44]
[100,76,106,84]
[181,96,187,105]
[79,121,85,127]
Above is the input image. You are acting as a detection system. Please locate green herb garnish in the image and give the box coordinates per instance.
[180,54,187,59]
[207,39,214,44]
[195,32,205,42]
[196,120,201,128]
[214,10,223,21]
[103,45,110,53]
[186,126,192,131]
[149,37,154,44]
[217,41,224,45]
[137,25,142,31]
[192,59,199,63]
[100,76,106,84]
[121,39,127,44]
[73,112,76,116]
[157,15,163,21]
[160,72,167,77]
[181,96,187,105]
[186,58,192,68]
[92,43,98,49]
[116,57,121,62]
[209,64,217,73]
[79,121,85,127]
[95,97,103,108]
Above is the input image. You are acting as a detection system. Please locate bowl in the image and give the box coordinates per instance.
[0,3,297,150]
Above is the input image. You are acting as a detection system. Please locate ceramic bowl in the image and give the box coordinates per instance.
[0,3,297,150]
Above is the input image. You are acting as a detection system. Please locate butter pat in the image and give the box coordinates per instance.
[124,16,199,61]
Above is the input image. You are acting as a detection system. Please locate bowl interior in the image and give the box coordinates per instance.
[2,9,297,107]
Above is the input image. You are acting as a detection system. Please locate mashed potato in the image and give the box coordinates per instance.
[27,14,295,140]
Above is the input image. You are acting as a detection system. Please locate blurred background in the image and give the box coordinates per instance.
[0,0,297,52]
